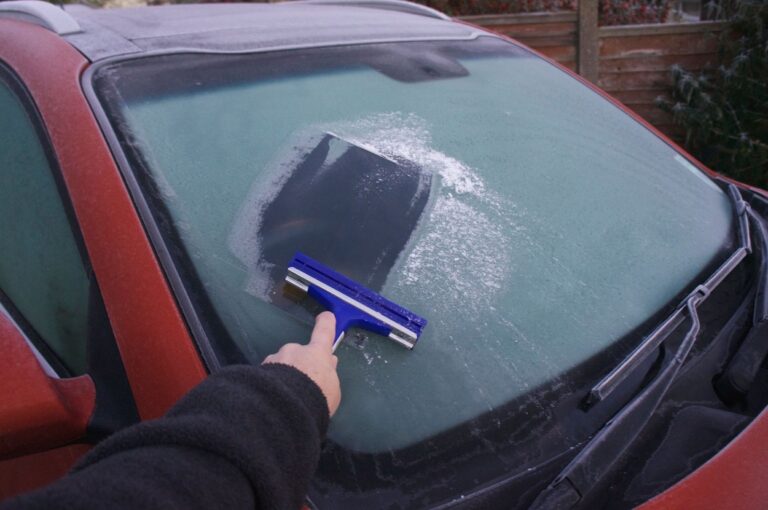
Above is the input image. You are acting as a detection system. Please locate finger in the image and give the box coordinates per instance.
[309,311,336,351]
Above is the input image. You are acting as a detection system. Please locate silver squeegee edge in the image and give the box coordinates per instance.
[286,267,419,345]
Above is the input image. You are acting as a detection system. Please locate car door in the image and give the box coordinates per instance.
[0,60,139,498]
[0,18,213,500]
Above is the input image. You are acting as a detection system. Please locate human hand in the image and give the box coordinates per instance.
[263,312,341,416]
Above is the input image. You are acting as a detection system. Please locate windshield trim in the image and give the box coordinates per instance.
[83,58,219,371]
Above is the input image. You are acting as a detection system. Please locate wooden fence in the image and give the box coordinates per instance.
[459,12,580,71]
[460,7,724,139]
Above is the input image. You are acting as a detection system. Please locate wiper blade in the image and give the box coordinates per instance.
[529,184,752,509]
[715,193,768,402]
[530,293,708,509]
[586,184,752,406]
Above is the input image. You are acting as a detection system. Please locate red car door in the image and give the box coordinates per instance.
[0,19,206,498]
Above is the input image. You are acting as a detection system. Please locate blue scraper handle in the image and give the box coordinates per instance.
[285,252,427,352]
[307,286,391,349]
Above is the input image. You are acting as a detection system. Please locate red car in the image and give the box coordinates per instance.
[1,1,767,508]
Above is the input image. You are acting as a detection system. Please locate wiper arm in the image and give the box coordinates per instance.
[529,184,752,510]
[530,292,709,509]
[586,184,752,406]
[715,193,768,402]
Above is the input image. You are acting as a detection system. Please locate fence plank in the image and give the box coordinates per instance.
[608,89,672,105]
[460,12,578,66]
[600,53,716,73]
[489,22,576,36]
[598,70,672,91]
[600,33,720,58]
[535,45,577,62]
[624,104,675,124]
[460,12,576,26]
[514,34,578,47]
[578,0,599,82]
[599,20,725,37]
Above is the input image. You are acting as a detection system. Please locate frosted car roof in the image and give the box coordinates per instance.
[63,3,481,61]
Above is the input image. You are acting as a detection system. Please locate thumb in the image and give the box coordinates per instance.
[309,311,336,352]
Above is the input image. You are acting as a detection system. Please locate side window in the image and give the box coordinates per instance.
[0,67,91,375]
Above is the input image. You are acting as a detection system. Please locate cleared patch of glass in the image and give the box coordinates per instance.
[229,132,432,311]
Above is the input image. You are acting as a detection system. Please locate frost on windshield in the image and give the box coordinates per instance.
[228,112,514,313]
[110,47,733,454]
[228,113,542,451]
[224,110,729,453]
[320,113,518,320]
[316,115,551,452]
[96,41,741,510]
[228,119,434,302]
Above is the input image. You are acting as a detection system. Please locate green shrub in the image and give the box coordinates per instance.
[599,0,671,25]
[413,0,670,24]
[658,1,768,187]
[413,0,574,16]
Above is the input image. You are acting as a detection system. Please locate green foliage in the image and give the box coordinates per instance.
[599,0,671,25]
[413,0,670,24]
[658,1,768,186]
[412,0,574,16]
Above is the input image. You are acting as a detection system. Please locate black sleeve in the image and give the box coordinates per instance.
[1,363,330,510]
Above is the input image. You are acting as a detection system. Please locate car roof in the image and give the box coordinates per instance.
[56,1,483,62]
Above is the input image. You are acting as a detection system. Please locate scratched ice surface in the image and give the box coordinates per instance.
[115,49,732,453]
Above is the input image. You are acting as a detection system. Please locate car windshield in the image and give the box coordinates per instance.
[92,36,734,506]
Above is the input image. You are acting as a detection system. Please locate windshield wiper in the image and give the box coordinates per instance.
[715,192,768,403]
[529,183,752,509]
[586,183,752,406]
